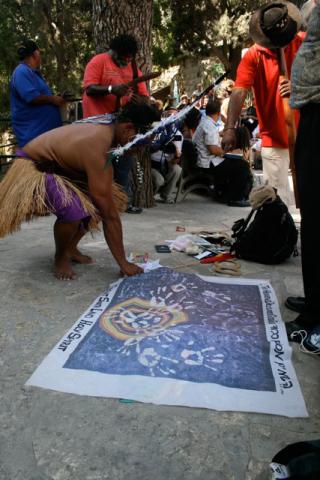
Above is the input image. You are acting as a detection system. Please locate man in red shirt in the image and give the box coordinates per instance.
[222,1,303,206]
[83,34,149,117]
[82,34,150,213]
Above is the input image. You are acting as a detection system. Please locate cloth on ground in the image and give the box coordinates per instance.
[249,185,277,210]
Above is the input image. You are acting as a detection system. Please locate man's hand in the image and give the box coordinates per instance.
[221,128,237,152]
[120,261,144,277]
[31,94,66,106]
[111,83,130,97]
[170,156,180,165]
[61,90,76,101]
[279,79,291,98]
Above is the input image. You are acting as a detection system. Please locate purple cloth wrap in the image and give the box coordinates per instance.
[15,148,29,158]
[16,149,90,223]
[45,174,90,223]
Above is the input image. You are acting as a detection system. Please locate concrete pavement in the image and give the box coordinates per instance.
[0,192,319,480]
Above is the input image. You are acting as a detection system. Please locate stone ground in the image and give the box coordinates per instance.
[1,192,319,480]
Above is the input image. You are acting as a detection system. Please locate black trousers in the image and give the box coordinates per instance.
[112,155,134,200]
[203,156,252,202]
[295,103,320,324]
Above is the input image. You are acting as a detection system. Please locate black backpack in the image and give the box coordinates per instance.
[230,196,298,264]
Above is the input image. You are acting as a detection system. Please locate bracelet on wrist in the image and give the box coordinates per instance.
[224,127,236,131]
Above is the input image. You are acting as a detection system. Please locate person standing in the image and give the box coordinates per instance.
[82,34,150,213]
[82,34,149,117]
[222,1,304,206]
[285,0,320,339]
[10,39,64,150]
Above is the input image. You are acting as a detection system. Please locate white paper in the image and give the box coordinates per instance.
[194,251,213,260]
[26,267,308,417]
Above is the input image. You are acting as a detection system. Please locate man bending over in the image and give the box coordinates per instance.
[0,103,158,280]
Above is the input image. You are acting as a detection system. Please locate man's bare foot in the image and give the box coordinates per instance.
[54,255,76,280]
[70,248,93,264]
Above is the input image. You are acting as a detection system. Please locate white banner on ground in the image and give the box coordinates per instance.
[26,267,308,417]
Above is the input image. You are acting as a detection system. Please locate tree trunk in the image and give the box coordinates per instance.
[41,0,69,90]
[227,45,243,80]
[131,148,155,208]
[92,0,155,208]
[92,0,153,73]
[211,44,243,80]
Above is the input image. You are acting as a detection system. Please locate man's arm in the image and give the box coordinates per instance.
[13,67,65,107]
[87,164,143,276]
[83,54,130,98]
[86,84,130,97]
[31,94,65,106]
[168,147,181,165]
[207,144,224,156]
[221,48,258,151]
[221,87,248,151]
[203,122,225,157]
[84,54,149,99]
[169,133,183,164]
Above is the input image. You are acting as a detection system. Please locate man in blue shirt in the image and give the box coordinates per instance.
[10,39,64,149]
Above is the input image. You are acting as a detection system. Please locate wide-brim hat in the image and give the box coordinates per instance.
[249,1,302,49]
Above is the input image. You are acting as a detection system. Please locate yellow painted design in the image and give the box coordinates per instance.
[100,297,187,341]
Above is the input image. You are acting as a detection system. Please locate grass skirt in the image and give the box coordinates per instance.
[0,158,128,237]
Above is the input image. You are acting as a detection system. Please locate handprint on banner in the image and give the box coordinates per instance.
[65,268,275,391]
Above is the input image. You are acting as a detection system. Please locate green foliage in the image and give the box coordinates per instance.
[0,0,93,112]
[0,0,310,113]
[171,1,264,58]
[152,0,175,68]
[153,0,307,76]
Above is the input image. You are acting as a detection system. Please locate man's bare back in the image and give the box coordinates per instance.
[24,122,115,178]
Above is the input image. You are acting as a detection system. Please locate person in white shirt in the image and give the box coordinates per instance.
[193,97,252,207]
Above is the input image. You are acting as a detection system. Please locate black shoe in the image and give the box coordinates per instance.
[286,321,309,343]
[227,199,250,207]
[300,326,320,354]
[286,314,316,343]
[285,296,305,313]
[126,206,143,214]
[212,192,228,204]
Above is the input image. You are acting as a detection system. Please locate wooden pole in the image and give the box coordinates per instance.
[276,48,299,207]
